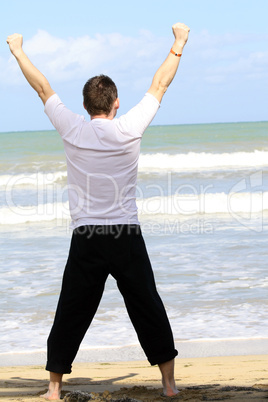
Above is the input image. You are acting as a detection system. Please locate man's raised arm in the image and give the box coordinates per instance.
[148,22,190,103]
[6,34,55,105]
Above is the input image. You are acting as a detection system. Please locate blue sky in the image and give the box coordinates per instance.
[1,0,267,131]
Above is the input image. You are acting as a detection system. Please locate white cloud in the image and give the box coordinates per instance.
[1,29,267,91]
[185,31,268,86]
[23,30,66,55]
[1,29,167,86]
[204,50,268,82]
[190,30,268,52]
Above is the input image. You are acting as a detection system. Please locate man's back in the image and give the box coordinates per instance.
[45,93,159,228]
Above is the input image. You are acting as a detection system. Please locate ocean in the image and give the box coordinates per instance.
[0,121,268,364]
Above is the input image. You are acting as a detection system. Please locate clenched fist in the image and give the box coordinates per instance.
[172,23,190,47]
[6,33,23,58]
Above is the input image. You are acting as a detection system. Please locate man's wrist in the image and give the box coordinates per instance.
[171,41,184,54]
[13,48,24,60]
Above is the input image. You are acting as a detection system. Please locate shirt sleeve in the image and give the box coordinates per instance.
[44,93,85,144]
[116,93,160,137]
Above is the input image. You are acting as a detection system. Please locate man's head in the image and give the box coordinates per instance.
[83,75,119,118]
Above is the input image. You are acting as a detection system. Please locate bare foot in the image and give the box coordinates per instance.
[159,359,179,397]
[40,389,61,400]
[40,372,62,400]
[162,386,180,397]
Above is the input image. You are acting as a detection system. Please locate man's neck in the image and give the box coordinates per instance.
[91,113,114,120]
[90,104,118,120]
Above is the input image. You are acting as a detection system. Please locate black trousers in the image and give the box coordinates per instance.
[46,225,178,373]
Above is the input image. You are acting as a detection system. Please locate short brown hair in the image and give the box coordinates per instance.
[83,75,118,116]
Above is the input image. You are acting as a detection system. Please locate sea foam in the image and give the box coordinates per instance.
[1,150,268,190]
[0,171,67,188]
[1,192,268,225]
[139,150,268,171]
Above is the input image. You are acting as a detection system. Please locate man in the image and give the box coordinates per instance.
[7,22,190,400]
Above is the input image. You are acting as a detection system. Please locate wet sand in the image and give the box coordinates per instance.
[0,355,267,401]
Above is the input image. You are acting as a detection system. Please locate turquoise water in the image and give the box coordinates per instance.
[1,122,267,166]
[0,121,268,356]
[143,121,268,153]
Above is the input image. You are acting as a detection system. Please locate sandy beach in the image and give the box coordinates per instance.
[0,355,267,401]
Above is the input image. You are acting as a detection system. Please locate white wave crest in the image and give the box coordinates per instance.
[138,150,268,171]
[0,171,67,188]
[1,192,268,225]
[137,191,268,215]
[0,202,70,225]
[1,150,268,190]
